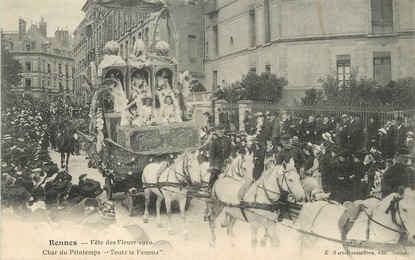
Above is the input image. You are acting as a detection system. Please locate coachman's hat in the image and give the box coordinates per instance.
[281,134,292,142]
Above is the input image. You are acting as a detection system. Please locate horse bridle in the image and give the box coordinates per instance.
[169,153,192,185]
[385,196,409,237]
[277,166,295,199]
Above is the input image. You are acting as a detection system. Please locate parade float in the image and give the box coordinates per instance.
[85,35,201,216]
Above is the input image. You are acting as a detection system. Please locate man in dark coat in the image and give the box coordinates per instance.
[394,117,407,149]
[208,125,234,189]
[248,139,266,181]
[275,134,307,175]
[348,114,364,153]
[330,149,353,203]
[381,147,415,197]
[366,116,379,149]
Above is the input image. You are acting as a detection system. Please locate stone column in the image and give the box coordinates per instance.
[238,100,253,132]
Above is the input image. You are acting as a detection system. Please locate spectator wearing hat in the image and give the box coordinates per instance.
[330,148,353,203]
[405,131,415,166]
[366,116,379,149]
[79,174,103,198]
[393,117,407,149]
[350,148,370,200]
[364,148,385,198]
[247,138,266,181]
[243,110,255,135]
[294,115,306,141]
[208,125,235,190]
[271,112,281,146]
[371,128,390,158]
[304,115,315,143]
[348,114,364,153]
[326,146,341,193]
[275,134,307,175]
[381,146,415,197]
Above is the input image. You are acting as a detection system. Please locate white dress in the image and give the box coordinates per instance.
[111,80,127,112]
[139,105,156,125]
[159,103,182,124]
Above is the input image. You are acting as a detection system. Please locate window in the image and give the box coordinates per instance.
[25,44,31,51]
[25,78,32,89]
[373,52,391,85]
[264,0,271,43]
[42,80,45,90]
[250,67,256,73]
[48,63,51,73]
[125,41,129,59]
[371,0,393,33]
[249,7,256,47]
[213,25,218,57]
[120,44,124,58]
[265,64,271,73]
[65,65,69,77]
[230,37,234,46]
[42,60,46,72]
[337,55,351,87]
[188,35,196,59]
[25,62,32,72]
[212,70,218,91]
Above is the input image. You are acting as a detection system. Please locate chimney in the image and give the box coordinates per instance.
[39,15,47,37]
[18,18,26,40]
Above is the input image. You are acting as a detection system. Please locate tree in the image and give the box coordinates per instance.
[241,71,286,102]
[317,69,415,107]
[213,71,287,102]
[1,45,22,92]
[300,87,325,105]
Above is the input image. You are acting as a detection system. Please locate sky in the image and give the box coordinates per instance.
[1,0,85,37]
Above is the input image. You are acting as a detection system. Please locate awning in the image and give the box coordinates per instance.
[95,0,165,12]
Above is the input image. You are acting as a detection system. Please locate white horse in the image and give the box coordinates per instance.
[293,187,415,258]
[141,152,199,240]
[208,157,305,250]
[190,153,253,221]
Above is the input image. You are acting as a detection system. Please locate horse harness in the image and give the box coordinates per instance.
[362,196,409,240]
[339,196,410,253]
[238,169,294,222]
[143,154,192,194]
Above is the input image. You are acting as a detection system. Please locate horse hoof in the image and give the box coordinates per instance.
[157,223,163,228]
[260,239,267,247]
[204,216,209,222]
[168,230,175,236]
[183,234,189,240]
[143,218,148,224]
[209,239,215,248]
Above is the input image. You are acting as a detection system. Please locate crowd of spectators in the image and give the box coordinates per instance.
[1,98,112,226]
[210,111,415,203]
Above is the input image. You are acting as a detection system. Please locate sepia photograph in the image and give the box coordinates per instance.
[1,0,414,259]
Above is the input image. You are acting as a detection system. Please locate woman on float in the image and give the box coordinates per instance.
[159,95,182,124]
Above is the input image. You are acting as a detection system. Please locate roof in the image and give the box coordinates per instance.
[22,24,48,43]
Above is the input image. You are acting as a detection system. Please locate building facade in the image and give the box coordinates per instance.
[73,0,205,107]
[204,0,415,103]
[1,17,75,103]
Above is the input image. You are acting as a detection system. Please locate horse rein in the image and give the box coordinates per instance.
[360,196,408,239]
